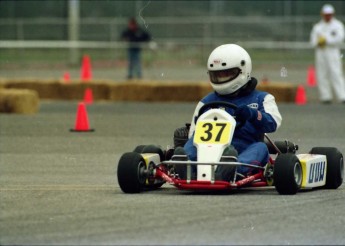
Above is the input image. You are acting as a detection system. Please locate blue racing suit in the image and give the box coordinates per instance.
[184,78,282,175]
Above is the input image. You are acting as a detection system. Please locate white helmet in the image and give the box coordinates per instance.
[321,4,335,15]
[207,44,252,95]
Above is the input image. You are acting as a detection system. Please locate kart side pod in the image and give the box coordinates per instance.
[297,154,327,188]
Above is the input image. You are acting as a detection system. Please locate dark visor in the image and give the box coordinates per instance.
[209,68,241,84]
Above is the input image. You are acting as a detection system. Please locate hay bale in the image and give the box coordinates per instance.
[1,79,297,103]
[109,82,154,101]
[130,82,197,102]
[257,82,297,103]
[59,82,109,100]
[5,80,60,99]
[197,82,297,103]
[199,83,213,98]
[4,79,110,101]
[0,79,6,89]
[0,89,39,114]
[109,82,204,102]
[152,82,202,102]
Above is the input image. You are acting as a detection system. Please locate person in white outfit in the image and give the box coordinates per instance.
[310,4,345,104]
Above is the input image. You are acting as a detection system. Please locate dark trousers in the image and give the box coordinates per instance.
[128,49,142,79]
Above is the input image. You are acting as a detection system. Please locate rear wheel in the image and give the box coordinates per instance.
[310,147,344,189]
[274,153,302,195]
[117,152,147,193]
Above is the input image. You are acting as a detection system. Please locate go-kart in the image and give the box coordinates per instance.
[117,102,344,195]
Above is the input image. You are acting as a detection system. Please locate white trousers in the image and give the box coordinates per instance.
[315,48,345,101]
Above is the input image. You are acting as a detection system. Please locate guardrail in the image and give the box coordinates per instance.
[0,40,324,49]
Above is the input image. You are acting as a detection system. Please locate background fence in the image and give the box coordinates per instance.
[0,16,325,42]
[0,0,344,82]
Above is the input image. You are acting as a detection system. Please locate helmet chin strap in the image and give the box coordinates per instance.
[215,77,258,99]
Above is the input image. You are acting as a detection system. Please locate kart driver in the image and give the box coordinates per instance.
[182,44,282,181]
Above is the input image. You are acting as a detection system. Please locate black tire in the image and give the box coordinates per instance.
[133,145,146,153]
[266,140,298,154]
[141,145,165,161]
[174,126,189,148]
[117,152,147,193]
[274,153,302,195]
[310,147,344,189]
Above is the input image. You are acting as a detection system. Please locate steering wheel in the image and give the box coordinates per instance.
[195,101,246,129]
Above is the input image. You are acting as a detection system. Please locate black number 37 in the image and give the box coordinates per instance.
[200,123,227,142]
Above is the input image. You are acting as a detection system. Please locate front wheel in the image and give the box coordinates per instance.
[310,147,344,189]
[274,153,302,195]
[117,152,147,193]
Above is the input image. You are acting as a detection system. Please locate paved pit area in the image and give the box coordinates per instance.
[1,101,345,245]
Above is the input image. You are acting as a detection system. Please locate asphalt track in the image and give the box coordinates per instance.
[1,101,345,245]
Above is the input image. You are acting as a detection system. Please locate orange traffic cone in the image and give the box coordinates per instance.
[80,55,92,82]
[70,102,94,132]
[63,72,70,83]
[83,88,93,104]
[306,65,316,87]
[295,85,307,105]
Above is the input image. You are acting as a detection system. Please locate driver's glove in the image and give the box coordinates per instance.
[234,105,258,122]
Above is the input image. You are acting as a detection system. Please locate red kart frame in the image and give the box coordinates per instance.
[154,156,275,190]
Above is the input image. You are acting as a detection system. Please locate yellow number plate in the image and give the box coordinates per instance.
[194,121,232,144]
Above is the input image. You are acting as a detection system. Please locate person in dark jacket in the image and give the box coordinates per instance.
[121,17,151,79]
